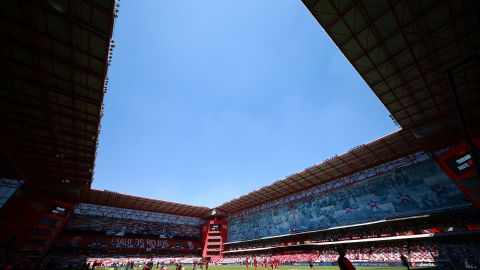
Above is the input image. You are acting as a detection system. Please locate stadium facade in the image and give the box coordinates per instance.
[0,0,479,269]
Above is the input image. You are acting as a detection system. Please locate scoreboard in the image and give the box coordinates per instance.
[437,138,480,208]
[437,140,479,180]
[445,152,474,176]
[51,205,68,216]
[209,224,222,231]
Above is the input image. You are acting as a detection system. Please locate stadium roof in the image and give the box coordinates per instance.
[81,189,211,218]
[217,129,420,213]
[1,0,478,217]
[218,0,480,214]
[0,0,115,199]
[303,0,479,149]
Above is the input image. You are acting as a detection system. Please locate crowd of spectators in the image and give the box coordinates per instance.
[218,251,317,264]
[64,215,200,239]
[224,216,478,252]
[220,240,480,266]
[75,204,202,227]
[40,253,202,269]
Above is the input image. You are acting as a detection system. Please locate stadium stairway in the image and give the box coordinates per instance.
[26,202,72,255]
[202,224,225,262]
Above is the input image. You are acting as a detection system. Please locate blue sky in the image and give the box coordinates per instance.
[93,0,397,208]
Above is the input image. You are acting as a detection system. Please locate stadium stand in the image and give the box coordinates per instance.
[219,208,480,268]
[227,160,469,242]
[64,215,201,238]
[42,253,202,269]
[0,179,21,209]
[223,210,480,251]
[47,204,205,266]
[220,239,480,266]
[0,0,479,269]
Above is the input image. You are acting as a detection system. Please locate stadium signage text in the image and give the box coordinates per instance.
[59,234,201,251]
[110,238,171,249]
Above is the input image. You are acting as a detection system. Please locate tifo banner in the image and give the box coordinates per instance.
[228,160,470,241]
[57,234,201,250]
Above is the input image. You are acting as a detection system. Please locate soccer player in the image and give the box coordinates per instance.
[253,257,258,270]
[175,260,182,270]
[245,257,249,270]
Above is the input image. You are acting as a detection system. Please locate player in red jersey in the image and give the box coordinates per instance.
[269,257,274,270]
[253,257,258,270]
[245,257,249,270]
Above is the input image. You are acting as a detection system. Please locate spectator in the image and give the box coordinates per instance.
[337,247,355,270]
[400,253,410,270]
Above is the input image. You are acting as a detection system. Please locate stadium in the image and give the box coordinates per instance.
[0,0,479,270]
